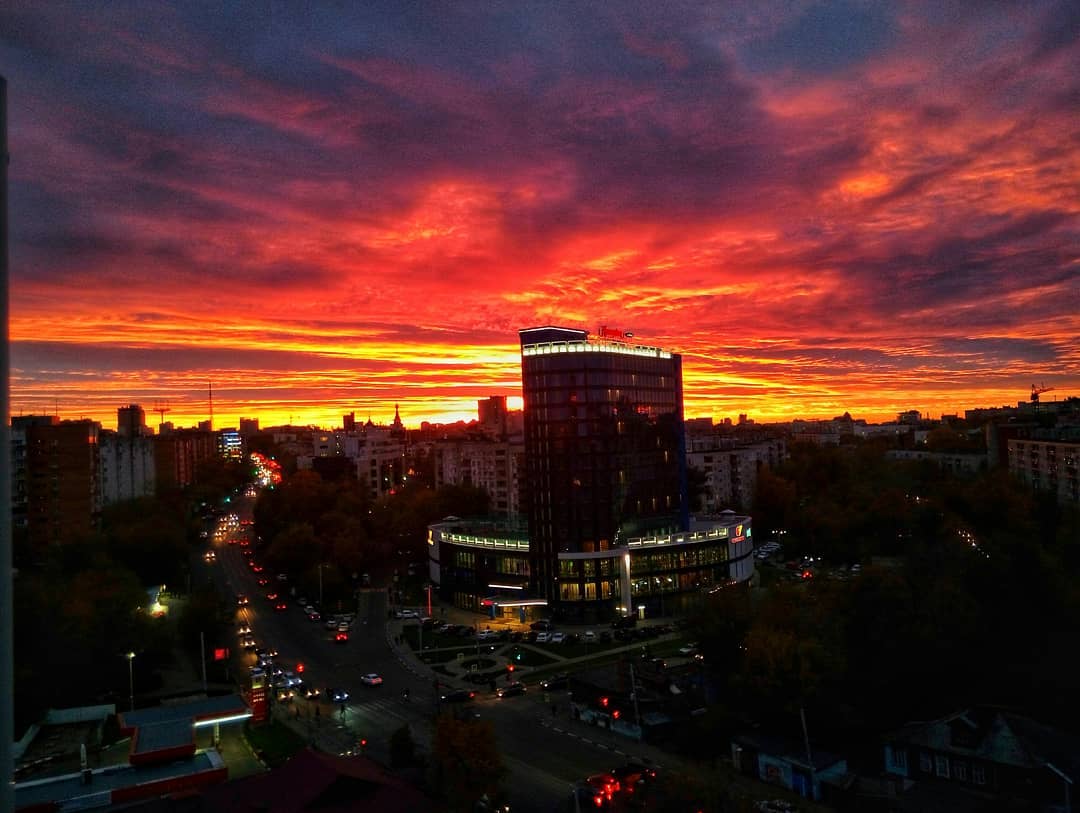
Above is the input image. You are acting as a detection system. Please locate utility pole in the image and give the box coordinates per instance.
[628,663,642,739]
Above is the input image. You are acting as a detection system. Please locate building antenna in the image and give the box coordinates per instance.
[153,400,170,432]
[208,381,213,430]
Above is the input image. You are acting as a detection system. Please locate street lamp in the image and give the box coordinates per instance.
[125,652,136,712]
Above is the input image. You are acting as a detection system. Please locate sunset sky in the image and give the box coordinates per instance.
[3,1,1078,431]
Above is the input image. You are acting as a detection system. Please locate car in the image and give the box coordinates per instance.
[203,550,216,563]
[535,632,551,643]
[282,670,302,687]
[612,761,659,792]
[275,601,288,611]
[237,622,252,636]
[440,689,475,703]
[337,622,350,633]
[570,783,607,810]
[275,686,295,703]
[475,629,497,641]
[325,618,340,630]
[583,630,596,643]
[678,643,699,656]
[255,646,279,660]
[241,636,257,650]
[301,684,321,700]
[550,632,566,644]
[529,620,553,631]
[360,673,383,687]
[334,631,348,643]
[497,681,526,698]
[252,564,264,573]
[265,592,278,601]
[611,616,637,629]
[586,773,621,802]
[327,687,350,703]
[306,610,322,622]
[257,577,269,586]
[540,674,570,691]
[397,609,419,619]
[277,573,288,582]
[236,594,249,606]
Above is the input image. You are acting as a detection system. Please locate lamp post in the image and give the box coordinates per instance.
[125,652,136,712]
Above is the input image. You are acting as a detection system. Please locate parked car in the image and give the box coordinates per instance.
[476,629,497,641]
[530,619,553,631]
[360,673,383,687]
[497,681,526,698]
[300,683,320,700]
[550,632,566,644]
[535,632,551,644]
[583,630,597,643]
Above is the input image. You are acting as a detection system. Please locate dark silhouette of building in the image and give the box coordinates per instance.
[23,419,101,548]
[520,326,687,620]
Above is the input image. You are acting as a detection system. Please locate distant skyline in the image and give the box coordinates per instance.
[3,3,1077,429]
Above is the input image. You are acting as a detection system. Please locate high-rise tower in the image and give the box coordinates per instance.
[520,326,687,620]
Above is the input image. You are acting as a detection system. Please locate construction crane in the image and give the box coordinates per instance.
[1030,384,1054,404]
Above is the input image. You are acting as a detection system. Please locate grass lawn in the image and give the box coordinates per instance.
[245,720,306,767]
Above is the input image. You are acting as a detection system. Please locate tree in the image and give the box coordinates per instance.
[432,713,506,811]
[390,724,416,768]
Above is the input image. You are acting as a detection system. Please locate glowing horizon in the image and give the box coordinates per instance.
[4,4,1077,430]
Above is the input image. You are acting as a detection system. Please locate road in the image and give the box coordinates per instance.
[202,495,655,812]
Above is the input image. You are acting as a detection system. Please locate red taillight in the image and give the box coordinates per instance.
[592,794,603,808]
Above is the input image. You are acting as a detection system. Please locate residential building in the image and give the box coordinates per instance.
[883,708,1079,812]
[433,437,524,518]
[687,438,786,512]
[154,429,217,493]
[24,419,102,547]
[99,430,156,505]
[10,415,59,533]
[117,404,148,437]
[1008,434,1080,506]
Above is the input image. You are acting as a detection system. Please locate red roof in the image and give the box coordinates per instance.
[200,748,433,813]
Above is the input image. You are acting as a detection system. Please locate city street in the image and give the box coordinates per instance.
[202,495,677,812]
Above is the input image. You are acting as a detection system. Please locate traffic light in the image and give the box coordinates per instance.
[599,696,609,708]
[296,662,305,674]
[612,709,621,720]
[507,664,515,673]
[359,738,368,754]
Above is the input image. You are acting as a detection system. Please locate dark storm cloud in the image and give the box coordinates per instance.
[742,0,896,74]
